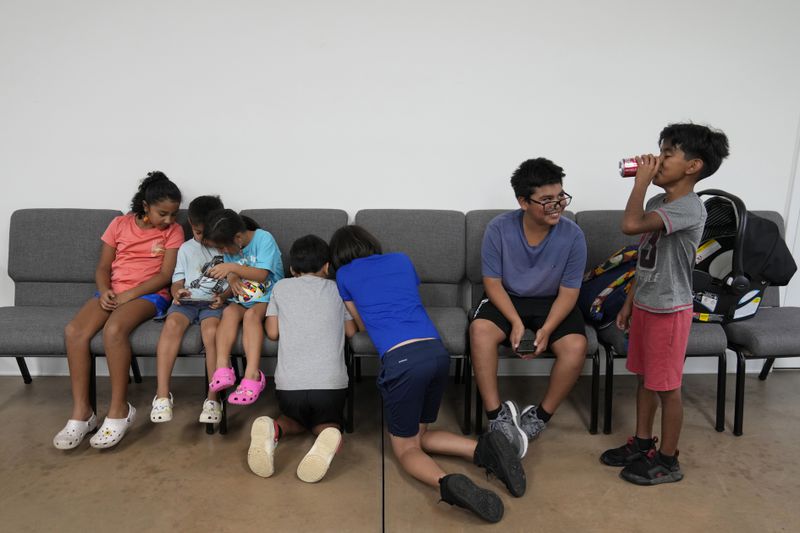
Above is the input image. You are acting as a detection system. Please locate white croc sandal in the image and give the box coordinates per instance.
[296,427,342,483]
[53,413,98,450]
[90,404,137,449]
[150,393,174,423]
[198,399,222,424]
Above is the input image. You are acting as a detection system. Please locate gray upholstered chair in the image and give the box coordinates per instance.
[352,209,472,434]
[722,211,800,436]
[466,210,600,435]
[576,210,729,434]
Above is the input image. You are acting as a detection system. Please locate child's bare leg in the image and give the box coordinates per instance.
[420,428,477,461]
[104,299,156,418]
[200,316,220,401]
[276,414,306,437]
[215,303,246,370]
[155,312,190,398]
[64,298,110,420]
[539,333,587,414]
[657,388,683,455]
[242,303,267,380]
[635,376,659,439]
[390,426,447,488]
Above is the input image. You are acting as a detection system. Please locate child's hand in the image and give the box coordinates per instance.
[616,303,632,333]
[634,154,662,184]
[208,263,236,279]
[209,294,225,309]
[509,321,525,353]
[173,288,191,304]
[99,290,117,311]
[533,328,550,357]
[228,275,244,297]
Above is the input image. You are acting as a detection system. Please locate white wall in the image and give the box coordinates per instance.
[2,0,799,376]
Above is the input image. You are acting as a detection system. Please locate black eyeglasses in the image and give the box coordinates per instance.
[527,192,572,211]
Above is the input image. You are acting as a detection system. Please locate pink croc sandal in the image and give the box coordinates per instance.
[209,367,236,392]
[228,371,266,405]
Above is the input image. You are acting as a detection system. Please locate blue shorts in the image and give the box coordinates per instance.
[377,339,450,438]
[94,292,170,319]
[166,301,224,324]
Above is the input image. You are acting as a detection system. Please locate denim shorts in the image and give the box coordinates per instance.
[166,301,224,324]
[377,339,450,438]
[94,291,170,319]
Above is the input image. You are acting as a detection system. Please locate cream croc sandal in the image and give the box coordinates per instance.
[296,427,342,483]
[150,393,174,423]
[53,413,98,450]
[198,399,222,424]
[90,404,137,449]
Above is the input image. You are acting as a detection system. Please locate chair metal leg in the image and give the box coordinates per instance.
[733,351,746,436]
[219,390,228,435]
[204,367,214,435]
[355,357,362,382]
[462,355,472,435]
[715,351,726,432]
[454,358,463,385]
[89,355,98,415]
[759,358,775,381]
[475,387,484,434]
[345,345,354,434]
[16,357,32,384]
[589,350,599,434]
[603,346,615,434]
[131,355,143,384]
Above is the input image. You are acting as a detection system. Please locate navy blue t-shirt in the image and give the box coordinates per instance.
[336,253,440,357]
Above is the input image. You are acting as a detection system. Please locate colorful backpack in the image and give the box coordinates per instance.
[578,245,638,329]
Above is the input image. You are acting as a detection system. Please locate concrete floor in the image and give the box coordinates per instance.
[1,371,798,532]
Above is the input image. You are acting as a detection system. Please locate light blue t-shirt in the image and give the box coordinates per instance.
[336,253,440,357]
[481,210,587,298]
[173,238,228,300]
[223,229,284,305]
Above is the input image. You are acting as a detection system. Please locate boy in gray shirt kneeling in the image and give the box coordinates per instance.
[248,235,356,483]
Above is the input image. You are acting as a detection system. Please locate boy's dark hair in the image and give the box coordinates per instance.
[329,225,382,270]
[188,195,224,227]
[130,171,182,216]
[203,209,260,245]
[510,158,565,199]
[659,123,730,180]
[289,234,331,275]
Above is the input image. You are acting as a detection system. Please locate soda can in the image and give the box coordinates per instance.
[619,158,637,177]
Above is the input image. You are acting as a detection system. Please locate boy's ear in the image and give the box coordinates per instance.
[290,266,298,277]
[323,262,330,276]
[687,158,704,177]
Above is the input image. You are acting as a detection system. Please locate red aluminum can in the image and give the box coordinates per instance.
[619,158,637,177]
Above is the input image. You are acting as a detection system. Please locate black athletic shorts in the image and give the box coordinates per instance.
[470,294,586,345]
[275,388,347,431]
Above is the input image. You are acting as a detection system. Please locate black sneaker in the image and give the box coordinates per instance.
[440,474,503,523]
[473,430,526,497]
[600,436,658,467]
[620,450,684,486]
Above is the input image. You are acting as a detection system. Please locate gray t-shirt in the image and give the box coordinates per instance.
[266,275,352,390]
[173,239,228,299]
[634,192,706,313]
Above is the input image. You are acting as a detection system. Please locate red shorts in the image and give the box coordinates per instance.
[626,306,692,391]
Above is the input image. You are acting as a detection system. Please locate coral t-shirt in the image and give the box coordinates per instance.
[101,214,185,298]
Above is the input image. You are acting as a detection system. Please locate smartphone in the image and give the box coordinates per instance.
[179,298,213,306]
[515,329,537,355]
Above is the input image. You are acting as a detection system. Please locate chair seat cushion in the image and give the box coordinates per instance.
[723,307,800,357]
[598,321,727,356]
[0,306,79,355]
[350,307,468,356]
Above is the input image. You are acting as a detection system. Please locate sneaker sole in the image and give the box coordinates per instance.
[504,401,529,459]
[446,475,504,523]
[485,431,526,497]
[619,468,684,486]
[297,427,341,483]
[248,417,276,478]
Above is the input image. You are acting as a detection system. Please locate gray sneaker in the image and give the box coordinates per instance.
[519,405,547,441]
[488,400,528,459]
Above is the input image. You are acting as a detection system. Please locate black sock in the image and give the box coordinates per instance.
[657,451,676,466]
[634,436,653,451]
[486,407,501,420]
[535,405,552,423]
